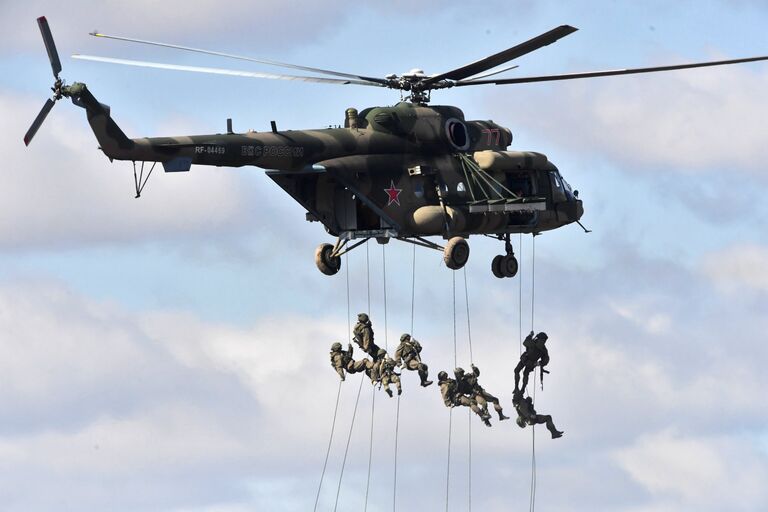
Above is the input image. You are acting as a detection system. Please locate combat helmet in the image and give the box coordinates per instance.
[400,333,411,342]
[357,313,369,322]
[331,342,343,351]
[437,371,448,381]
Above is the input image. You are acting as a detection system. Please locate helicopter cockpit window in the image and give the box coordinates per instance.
[445,118,470,151]
[560,176,576,201]
[550,171,567,203]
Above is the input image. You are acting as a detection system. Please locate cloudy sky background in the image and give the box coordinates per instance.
[1,1,767,511]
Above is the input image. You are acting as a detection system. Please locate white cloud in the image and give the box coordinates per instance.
[614,430,768,510]
[497,62,768,174]
[1,1,349,54]
[701,243,768,293]
[1,92,265,249]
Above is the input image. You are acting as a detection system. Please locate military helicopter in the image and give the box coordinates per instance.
[24,18,768,277]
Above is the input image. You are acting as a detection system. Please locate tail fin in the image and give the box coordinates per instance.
[67,82,135,159]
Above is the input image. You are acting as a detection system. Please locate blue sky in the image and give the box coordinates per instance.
[1,2,767,511]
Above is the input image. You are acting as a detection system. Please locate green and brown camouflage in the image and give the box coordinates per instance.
[64,82,583,244]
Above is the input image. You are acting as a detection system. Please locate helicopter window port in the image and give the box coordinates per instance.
[550,171,567,203]
[506,172,534,198]
[457,182,467,197]
[445,118,470,150]
[560,175,576,201]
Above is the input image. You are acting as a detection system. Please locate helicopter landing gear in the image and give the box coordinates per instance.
[444,236,470,270]
[492,235,518,278]
[315,243,341,276]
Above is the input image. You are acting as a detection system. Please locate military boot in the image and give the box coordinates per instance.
[551,430,564,439]
[482,417,492,427]
[498,411,510,421]
[385,388,393,398]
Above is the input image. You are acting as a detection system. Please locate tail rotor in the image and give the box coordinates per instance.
[24,16,66,146]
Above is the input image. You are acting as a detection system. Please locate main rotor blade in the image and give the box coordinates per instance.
[423,25,577,85]
[24,98,55,146]
[455,55,768,86]
[461,64,519,81]
[90,31,388,86]
[37,16,62,78]
[73,54,387,87]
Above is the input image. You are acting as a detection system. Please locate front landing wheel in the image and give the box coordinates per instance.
[444,237,470,270]
[501,254,518,277]
[492,255,505,278]
[315,243,341,276]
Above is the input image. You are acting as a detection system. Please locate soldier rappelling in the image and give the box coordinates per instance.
[514,331,550,395]
[438,370,492,426]
[513,390,563,439]
[329,342,371,381]
[368,348,402,397]
[393,333,433,387]
[455,365,510,422]
[353,313,382,361]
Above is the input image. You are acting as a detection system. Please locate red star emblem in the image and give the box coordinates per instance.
[384,180,403,206]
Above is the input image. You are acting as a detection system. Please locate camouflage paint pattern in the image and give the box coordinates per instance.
[66,82,583,241]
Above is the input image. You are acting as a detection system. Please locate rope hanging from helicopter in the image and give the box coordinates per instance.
[522,235,539,512]
[445,266,476,512]
[364,242,375,512]
[315,238,413,511]
[392,244,416,511]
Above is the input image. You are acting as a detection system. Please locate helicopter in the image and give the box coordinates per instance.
[24,18,768,278]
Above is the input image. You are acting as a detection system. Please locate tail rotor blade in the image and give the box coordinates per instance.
[24,98,56,146]
[37,16,62,78]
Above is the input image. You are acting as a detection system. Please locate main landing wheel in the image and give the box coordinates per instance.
[492,254,518,278]
[444,236,470,270]
[315,243,341,276]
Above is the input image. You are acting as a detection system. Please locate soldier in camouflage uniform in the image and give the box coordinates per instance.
[455,365,509,421]
[329,342,371,381]
[353,313,382,361]
[514,331,550,395]
[368,348,401,397]
[438,371,492,426]
[393,333,433,387]
[513,390,563,439]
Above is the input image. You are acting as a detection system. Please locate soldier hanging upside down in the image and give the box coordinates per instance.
[437,371,492,426]
[394,333,433,387]
[455,365,509,421]
[368,348,401,397]
[513,390,563,439]
[514,331,550,395]
[353,313,382,361]
[329,342,371,381]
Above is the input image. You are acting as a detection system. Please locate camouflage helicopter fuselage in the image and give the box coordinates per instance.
[69,82,583,246]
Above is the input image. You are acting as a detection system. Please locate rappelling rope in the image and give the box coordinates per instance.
[313,379,343,512]
[528,235,538,512]
[529,373,537,512]
[394,245,416,511]
[445,271,458,512]
[383,244,389,351]
[463,266,474,512]
[364,241,375,512]
[519,233,523,356]
[314,250,353,511]
[333,374,365,512]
